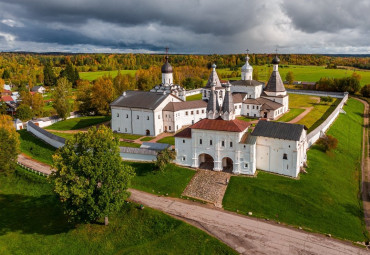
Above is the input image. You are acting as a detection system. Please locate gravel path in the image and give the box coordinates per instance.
[129,188,368,255]
[17,154,52,175]
[288,107,313,123]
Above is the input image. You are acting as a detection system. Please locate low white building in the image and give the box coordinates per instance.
[31,85,46,94]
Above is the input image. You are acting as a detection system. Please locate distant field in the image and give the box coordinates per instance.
[219,65,370,86]
[80,70,137,81]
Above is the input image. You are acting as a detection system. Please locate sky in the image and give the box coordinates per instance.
[0,0,369,54]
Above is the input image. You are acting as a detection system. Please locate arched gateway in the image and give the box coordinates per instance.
[198,153,214,170]
[222,157,233,172]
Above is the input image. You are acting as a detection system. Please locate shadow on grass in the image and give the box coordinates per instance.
[0,193,73,236]
[70,116,111,130]
[126,162,156,177]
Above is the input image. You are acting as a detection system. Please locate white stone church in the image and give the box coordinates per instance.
[111,54,289,136]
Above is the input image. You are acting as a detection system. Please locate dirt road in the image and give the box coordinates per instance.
[129,189,368,255]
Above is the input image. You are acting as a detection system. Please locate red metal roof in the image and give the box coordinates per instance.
[174,127,192,138]
[1,95,13,102]
[190,117,250,132]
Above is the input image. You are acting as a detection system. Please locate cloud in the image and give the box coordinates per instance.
[0,0,369,53]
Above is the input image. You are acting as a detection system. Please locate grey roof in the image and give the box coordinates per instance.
[230,80,264,87]
[140,142,171,151]
[120,146,157,155]
[232,93,247,103]
[204,67,222,88]
[206,89,220,113]
[30,85,44,92]
[265,71,286,93]
[222,86,234,114]
[27,121,66,144]
[252,120,307,141]
[110,91,171,110]
[243,97,283,110]
[163,100,207,112]
[161,56,173,73]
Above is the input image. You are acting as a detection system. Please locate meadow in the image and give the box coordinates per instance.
[219,65,370,86]
[45,116,111,130]
[223,98,367,242]
[0,169,236,254]
[79,70,136,81]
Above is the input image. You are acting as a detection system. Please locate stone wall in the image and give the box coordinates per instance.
[27,121,66,148]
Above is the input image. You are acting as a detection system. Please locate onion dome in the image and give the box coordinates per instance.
[242,55,253,71]
[272,55,280,65]
[161,56,173,73]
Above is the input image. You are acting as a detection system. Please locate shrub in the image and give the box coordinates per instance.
[155,148,176,171]
[321,96,334,103]
[361,84,370,97]
[317,135,338,152]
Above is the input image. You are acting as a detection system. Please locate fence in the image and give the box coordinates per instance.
[16,161,48,177]
[287,89,346,98]
[186,88,202,97]
[306,92,349,147]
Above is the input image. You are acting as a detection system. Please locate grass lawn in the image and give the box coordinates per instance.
[140,137,154,141]
[79,70,137,81]
[277,108,305,122]
[223,98,367,242]
[0,169,236,254]
[18,130,56,165]
[186,93,202,101]
[237,116,255,122]
[156,136,175,145]
[49,131,77,141]
[114,133,142,140]
[119,141,141,148]
[288,94,340,132]
[129,162,196,197]
[45,116,111,130]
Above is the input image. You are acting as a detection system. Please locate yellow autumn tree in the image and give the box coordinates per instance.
[91,76,114,115]
[0,115,20,174]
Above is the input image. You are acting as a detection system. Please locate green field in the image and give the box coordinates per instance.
[186,93,202,101]
[0,169,236,254]
[237,116,256,122]
[223,98,367,242]
[277,108,305,122]
[119,141,141,148]
[79,70,137,81]
[49,131,76,140]
[129,162,196,197]
[114,133,142,140]
[288,94,339,132]
[45,116,111,130]
[219,65,370,86]
[140,137,154,141]
[156,136,175,145]
[18,130,56,165]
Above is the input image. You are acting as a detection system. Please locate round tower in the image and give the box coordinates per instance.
[161,54,173,86]
[241,54,253,80]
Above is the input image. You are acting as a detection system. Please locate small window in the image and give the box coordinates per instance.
[196,110,199,114]
[247,105,249,109]
[118,127,120,131]
[252,106,255,109]
[147,116,149,120]
[137,115,139,119]
[202,110,204,113]
[239,105,241,109]
[283,153,288,160]
[234,106,237,109]
[230,142,233,147]
[158,115,160,119]
[182,156,186,161]
[126,114,129,118]
[210,140,213,146]
[256,106,259,110]
[169,126,171,130]
[117,113,119,117]
[289,145,290,148]
[186,111,188,116]
[243,145,246,148]
[191,111,194,115]
[183,140,185,143]
[254,114,256,117]
[200,139,202,145]
[125,128,127,132]
[244,163,248,168]
[222,141,225,147]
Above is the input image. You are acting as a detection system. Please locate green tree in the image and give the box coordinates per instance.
[285,71,294,84]
[53,77,72,119]
[2,69,10,80]
[16,104,33,121]
[60,62,79,87]
[317,135,338,152]
[361,84,370,97]
[43,62,57,86]
[49,126,135,224]
[0,115,20,174]
[76,80,94,114]
[155,148,176,171]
